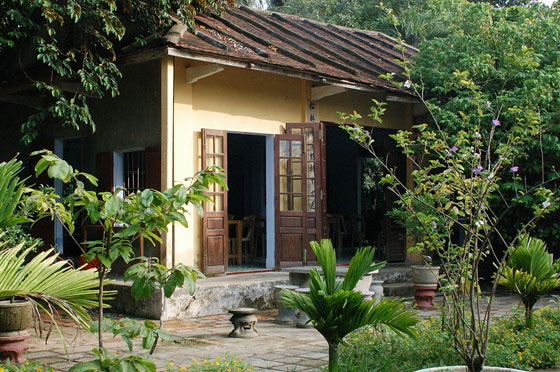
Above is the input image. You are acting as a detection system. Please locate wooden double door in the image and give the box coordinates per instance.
[200,123,326,275]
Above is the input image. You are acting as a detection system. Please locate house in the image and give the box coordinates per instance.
[0,5,421,276]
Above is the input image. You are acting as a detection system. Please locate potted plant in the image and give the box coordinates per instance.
[410,255,440,309]
[0,157,102,364]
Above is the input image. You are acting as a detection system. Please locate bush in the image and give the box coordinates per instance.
[0,361,54,372]
[0,225,43,252]
[164,353,254,372]
[339,307,560,371]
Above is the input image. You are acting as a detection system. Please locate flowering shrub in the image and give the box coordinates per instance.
[338,306,560,372]
[164,353,254,372]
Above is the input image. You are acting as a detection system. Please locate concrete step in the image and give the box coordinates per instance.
[383,282,415,297]
[107,272,290,320]
[375,264,412,284]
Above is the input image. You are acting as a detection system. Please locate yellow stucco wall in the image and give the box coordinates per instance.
[165,56,413,269]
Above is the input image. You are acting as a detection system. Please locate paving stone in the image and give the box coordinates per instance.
[19,294,556,372]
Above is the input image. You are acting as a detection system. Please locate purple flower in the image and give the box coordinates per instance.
[473,165,483,175]
[492,119,500,127]
[431,221,437,229]
[364,130,370,135]
[510,166,519,173]
[451,145,458,152]
[485,101,492,108]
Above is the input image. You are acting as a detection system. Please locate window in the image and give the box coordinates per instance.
[114,150,145,195]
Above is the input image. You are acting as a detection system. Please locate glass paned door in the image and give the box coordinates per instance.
[275,134,307,267]
[201,129,228,274]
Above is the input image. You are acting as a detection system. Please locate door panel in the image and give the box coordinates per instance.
[275,134,307,267]
[201,129,228,275]
[286,123,326,264]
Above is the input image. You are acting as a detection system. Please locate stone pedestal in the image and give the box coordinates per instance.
[273,285,299,325]
[0,332,30,364]
[370,280,384,304]
[228,308,258,338]
[361,290,375,302]
[413,285,437,310]
[294,288,313,328]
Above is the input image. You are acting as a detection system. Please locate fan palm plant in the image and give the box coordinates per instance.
[282,239,418,372]
[0,243,104,331]
[0,158,32,229]
[498,234,560,327]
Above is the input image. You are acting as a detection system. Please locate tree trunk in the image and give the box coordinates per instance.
[328,343,339,372]
[98,266,106,349]
[525,303,535,328]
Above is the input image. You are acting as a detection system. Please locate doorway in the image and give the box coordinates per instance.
[226,133,272,272]
[54,137,84,257]
[325,124,406,262]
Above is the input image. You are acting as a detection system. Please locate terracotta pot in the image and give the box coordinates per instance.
[0,300,33,333]
[414,366,528,372]
[78,254,101,270]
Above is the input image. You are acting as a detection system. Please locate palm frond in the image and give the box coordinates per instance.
[0,158,30,228]
[282,239,418,365]
[0,244,108,329]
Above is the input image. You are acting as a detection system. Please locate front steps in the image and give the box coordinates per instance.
[106,264,414,320]
[374,264,414,297]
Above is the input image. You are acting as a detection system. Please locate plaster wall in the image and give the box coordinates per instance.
[0,60,161,175]
[168,57,413,270]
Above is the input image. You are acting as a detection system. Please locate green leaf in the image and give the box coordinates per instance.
[142,330,155,350]
[47,159,72,180]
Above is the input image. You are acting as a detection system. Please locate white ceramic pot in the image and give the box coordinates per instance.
[414,366,528,372]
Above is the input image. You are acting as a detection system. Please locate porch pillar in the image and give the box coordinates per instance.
[161,55,174,267]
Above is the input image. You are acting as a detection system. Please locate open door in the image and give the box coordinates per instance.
[275,134,307,267]
[201,129,228,274]
[286,123,326,258]
[275,123,326,267]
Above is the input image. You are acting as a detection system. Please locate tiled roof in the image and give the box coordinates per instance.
[164,6,417,94]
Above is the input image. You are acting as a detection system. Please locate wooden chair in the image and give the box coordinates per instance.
[240,216,256,264]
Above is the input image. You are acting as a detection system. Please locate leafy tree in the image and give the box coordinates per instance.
[0,0,234,144]
[33,150,226,351]
[410,0,560,255]
[270,0,446,45]
[282,240,418,372]
[471,0,534,7]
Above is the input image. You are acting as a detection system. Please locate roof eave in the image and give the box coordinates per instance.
[166,46,413,96]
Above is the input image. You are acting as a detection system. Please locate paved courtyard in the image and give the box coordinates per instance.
[24,295,559,372]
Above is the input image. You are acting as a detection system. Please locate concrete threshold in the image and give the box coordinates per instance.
[107,272,289,320]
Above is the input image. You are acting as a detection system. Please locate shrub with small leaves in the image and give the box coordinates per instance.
[164,353,254,372]
[338,306,560,372]
[0,361,54,372]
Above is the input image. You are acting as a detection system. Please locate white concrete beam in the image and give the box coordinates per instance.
[185,64,224,84]
[311,85,347,101]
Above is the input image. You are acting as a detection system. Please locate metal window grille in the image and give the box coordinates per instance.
[123,150,145,195]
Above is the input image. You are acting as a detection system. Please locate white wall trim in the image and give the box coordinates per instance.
[265,134,275,269]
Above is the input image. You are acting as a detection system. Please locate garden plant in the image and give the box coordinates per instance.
[498,234,560,328]
[27,151,226,371]
[339,3,559,371]
[282,239,418,372]
[338,306,560,372]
